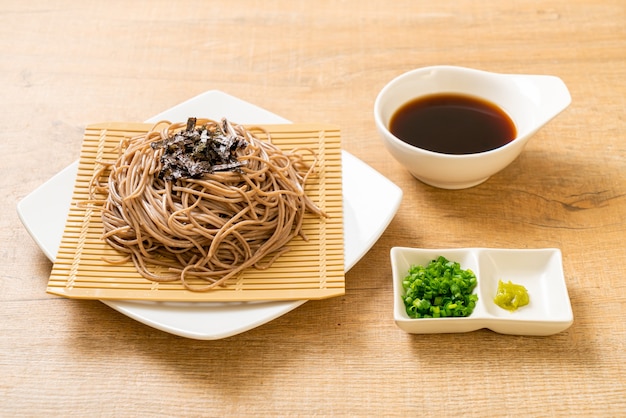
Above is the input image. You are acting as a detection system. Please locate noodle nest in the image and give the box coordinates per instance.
[89,118,324,291]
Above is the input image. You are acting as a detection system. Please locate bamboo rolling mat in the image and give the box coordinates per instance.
[48,122,344,302]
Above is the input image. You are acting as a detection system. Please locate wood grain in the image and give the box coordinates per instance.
[2,0,625,416]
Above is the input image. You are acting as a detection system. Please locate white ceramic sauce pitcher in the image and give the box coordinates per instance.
[374,66,572,189]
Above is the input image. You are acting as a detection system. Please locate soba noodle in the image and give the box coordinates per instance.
[88,118,324,291]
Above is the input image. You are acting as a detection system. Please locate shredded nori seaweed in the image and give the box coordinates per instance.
[151,117,249,181]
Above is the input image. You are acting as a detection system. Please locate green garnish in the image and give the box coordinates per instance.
[402,256,478,318]
[493,279,529,312]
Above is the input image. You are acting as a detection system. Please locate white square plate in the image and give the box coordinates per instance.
[391,247,573,336]
[17,90,403,339]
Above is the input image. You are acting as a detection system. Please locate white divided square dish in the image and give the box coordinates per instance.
[17,90,403,340]
[391,247,573,336]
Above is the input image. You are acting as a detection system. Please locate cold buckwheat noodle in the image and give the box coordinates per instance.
[88,118,324,291]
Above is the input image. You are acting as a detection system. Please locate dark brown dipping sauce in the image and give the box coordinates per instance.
[389,93,517,154]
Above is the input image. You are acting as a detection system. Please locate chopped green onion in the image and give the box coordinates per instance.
[402,256,478,319]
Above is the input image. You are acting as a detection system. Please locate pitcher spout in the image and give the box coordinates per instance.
[509,74,572,131]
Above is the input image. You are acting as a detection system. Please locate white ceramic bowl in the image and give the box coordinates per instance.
[390,247,574,336]
[374,66,571,189]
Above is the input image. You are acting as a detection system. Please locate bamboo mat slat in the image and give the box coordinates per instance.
[47,122,344,302]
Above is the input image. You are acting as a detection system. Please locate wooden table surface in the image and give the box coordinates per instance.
[2,1,625,416]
